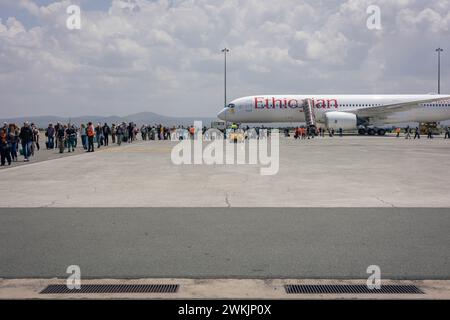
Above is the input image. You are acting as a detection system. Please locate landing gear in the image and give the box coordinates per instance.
[367,128,376,136]
[377,128,386,136]
[359,127,386,136]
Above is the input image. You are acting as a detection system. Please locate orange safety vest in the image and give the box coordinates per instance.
[87,126,95,137]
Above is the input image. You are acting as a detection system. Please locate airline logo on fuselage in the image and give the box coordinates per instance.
[254,97,339,109]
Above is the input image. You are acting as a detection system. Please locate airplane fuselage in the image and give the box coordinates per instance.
[217,95,450,125]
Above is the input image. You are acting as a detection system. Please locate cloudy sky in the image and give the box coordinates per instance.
[0,0,449,118]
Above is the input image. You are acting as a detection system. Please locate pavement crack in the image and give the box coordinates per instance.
[224,192,231,208]
[43,200,56,208]
[375,197,395,208]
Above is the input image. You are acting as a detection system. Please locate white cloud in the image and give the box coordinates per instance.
[0,0,449,118]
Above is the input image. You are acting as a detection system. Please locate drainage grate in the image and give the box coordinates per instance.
[285,284,424,294]
[40,284,179,294]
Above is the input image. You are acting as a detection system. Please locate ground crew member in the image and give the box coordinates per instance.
[189,126,195,139]
[301,127,307,139]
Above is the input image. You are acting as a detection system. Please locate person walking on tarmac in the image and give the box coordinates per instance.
[405,126,411,139]
[19,122,33,161]
[427,127,433,139]
[414,127,420,139]
[102,123,111,146]
[87,122,95,152]
[0,128,12,166]
[111,124,117,144]
[294,127,300,139]
[56,124,66,153]
[95,123,103,148]
[66,125,77,152]
[445,127,450,139]
[116,123,124,146]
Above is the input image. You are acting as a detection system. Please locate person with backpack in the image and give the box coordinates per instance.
[54,122,61,149]
[56,124,66,153]
[31,123,40,155]
[66,125,77,152]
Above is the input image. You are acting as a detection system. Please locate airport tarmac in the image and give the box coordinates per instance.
[0,208,449,279]
[0,136,449,207]
[0,136,449,281]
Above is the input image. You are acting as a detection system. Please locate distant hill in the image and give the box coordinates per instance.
[0,112,217,128]
[2,112,448,129]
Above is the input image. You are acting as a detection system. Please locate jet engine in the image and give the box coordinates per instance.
[324,112,357,130]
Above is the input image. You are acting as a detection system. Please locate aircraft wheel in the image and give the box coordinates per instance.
[367,128,376,136]
[377,128,386,136]
[358,128,367,135]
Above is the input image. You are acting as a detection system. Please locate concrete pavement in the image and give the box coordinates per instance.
[0,136,450,207]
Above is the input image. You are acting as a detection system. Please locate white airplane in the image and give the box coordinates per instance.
[217,94,450,135]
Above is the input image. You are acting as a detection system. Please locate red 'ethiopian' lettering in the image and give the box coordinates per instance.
[254,97,338,109]
[288,99,298,108]
[254,97,265,109]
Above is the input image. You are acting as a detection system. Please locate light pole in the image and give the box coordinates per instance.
[221,48,230,132]
[436,48,443,94]
[221,48,230,107]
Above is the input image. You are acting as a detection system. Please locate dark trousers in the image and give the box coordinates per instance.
[1,146,11,165]
[21,141,31,159]
[104,135,109,146]
[10,142,17,160]
[88,136,94,152]
[47,136,54,149]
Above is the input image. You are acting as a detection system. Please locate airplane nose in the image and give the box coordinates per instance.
[217,108,227,120]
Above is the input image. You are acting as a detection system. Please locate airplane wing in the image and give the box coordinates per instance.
[352,96,450,118]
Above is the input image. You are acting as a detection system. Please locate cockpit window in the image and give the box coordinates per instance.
[227,103,235,109]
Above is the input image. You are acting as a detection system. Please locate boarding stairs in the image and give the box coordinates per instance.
[302,99,316,134]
